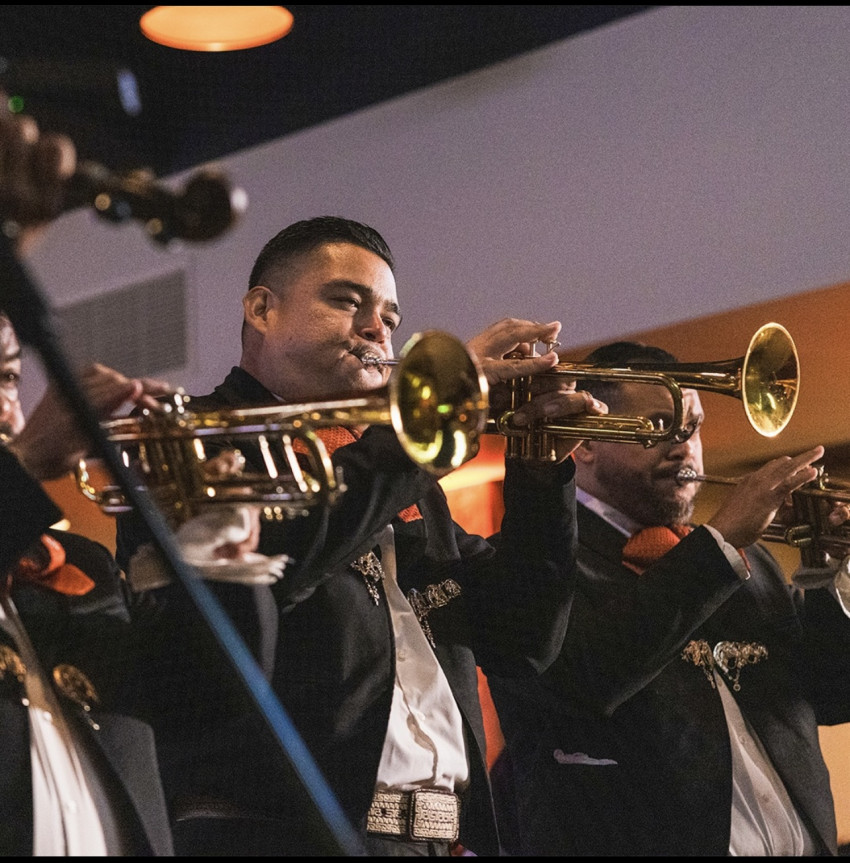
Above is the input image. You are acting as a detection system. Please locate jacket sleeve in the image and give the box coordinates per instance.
[0,447,63,575]
[460,456,579,678]
[262,425,442,605]
[801,581,850,725]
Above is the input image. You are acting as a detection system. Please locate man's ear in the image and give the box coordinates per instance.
[243,286,273,331]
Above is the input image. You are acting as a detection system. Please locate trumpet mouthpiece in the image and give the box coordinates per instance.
[676,467,700,484]
[360,355,398,368]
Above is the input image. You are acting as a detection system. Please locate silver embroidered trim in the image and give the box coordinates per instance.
[407,579,462,648]
[712,640,769,691]
[350,551,384,605]
[681,638,768,692]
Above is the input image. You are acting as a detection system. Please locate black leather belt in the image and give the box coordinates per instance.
[366,788,460,842]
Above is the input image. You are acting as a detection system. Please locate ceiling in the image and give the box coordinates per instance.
[0,5,655,178]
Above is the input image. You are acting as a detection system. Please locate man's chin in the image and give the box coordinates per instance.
[649,491,695,525]
[672,497,696,524]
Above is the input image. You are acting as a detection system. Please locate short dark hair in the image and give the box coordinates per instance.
[248,216,395,291]
[579,341,678,408]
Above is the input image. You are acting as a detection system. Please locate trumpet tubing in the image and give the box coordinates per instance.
[490,322,799,461]
[76,330,489,526]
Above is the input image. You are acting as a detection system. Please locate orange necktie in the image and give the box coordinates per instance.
[9,534,95,596]
[621,524,693,575]
[293,426,422,522]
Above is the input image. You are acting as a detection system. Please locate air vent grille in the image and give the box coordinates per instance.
[56,270,187,377]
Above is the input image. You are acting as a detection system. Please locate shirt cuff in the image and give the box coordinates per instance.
[127,505,289,590]
[703,523,750,581]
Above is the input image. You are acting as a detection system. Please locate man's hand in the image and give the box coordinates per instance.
[467,318,563,387]
[707,445,825,549]
[0,91,77,255]
[9,363,172,480]
[828,500,850,527]
[467,318,607,462]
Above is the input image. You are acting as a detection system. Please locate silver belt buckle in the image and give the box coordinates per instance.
[367,790,408,837]
[409,788,460,842]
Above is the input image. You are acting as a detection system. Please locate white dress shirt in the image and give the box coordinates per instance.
[0,595,109,856]
[373,525,470,793]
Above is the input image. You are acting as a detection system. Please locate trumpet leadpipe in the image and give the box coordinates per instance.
[675,465,850,500]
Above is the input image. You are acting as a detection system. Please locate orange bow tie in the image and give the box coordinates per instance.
[8,534,95,596]
[621,524,693,574]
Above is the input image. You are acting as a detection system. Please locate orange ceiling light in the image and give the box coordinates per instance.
[140,6,294,52]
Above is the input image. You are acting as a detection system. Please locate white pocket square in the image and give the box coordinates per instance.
[553,749,617,766]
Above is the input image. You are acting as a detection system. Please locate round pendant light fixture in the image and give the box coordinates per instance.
[140,6,294,52]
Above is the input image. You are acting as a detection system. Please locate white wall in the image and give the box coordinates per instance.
[19,5,850,410]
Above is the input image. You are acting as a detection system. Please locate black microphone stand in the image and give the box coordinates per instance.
[0,225,364,856]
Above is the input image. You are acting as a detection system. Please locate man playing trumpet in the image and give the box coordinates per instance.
[114,214,614,856]
[487,339,850,857]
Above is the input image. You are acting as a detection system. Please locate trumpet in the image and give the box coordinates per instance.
[488,322,799,461]
[676,465,850,568]
[76,330,488,526]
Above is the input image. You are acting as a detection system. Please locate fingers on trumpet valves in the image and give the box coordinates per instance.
[512,388,606,426]
[579,389,607,415]
[828,501,850,526]
[519,339,560,357]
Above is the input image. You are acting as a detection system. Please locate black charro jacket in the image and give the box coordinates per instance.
[488,502,850,856]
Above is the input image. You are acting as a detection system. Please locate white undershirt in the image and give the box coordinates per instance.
[0,595,108,856]
[577,487,820,855]
[373,525,470,793]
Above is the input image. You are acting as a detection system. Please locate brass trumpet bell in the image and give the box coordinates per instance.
[492,322,799,459]
[654,321,799,439]
[76,330,489,526]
